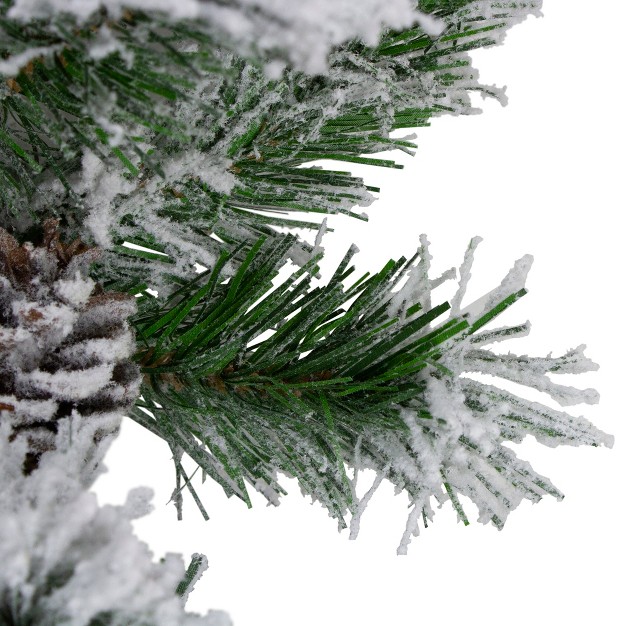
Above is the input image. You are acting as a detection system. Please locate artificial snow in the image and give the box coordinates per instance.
[5,0,427,74]
[54,271,96,307]
[199,0,418,74]
[23,364,115,400]
[0,44,62,76]
[0,420,221,625]
[79,150,134,249]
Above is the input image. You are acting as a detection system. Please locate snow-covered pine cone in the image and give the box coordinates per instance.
[0,219,141,479]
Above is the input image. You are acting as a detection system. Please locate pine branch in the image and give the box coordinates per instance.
[1,1,542,293]
[129,235,612,551]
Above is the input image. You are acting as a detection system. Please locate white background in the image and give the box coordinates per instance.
[94,2,626,624]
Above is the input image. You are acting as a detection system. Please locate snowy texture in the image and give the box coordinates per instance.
[193,0,419,75]
[6,0,206,22]
[368,238,613,553]
[5,0,422,74]
[0,44,63,76]
[0,420,228,625]
[79,150,135,250]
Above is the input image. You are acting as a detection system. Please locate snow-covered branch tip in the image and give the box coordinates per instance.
[343,237,612,554]
[0,417,231,625]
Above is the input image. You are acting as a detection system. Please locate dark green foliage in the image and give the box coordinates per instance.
[130,236,526,525]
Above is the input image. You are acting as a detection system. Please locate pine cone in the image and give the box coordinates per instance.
[0,220,141,478]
